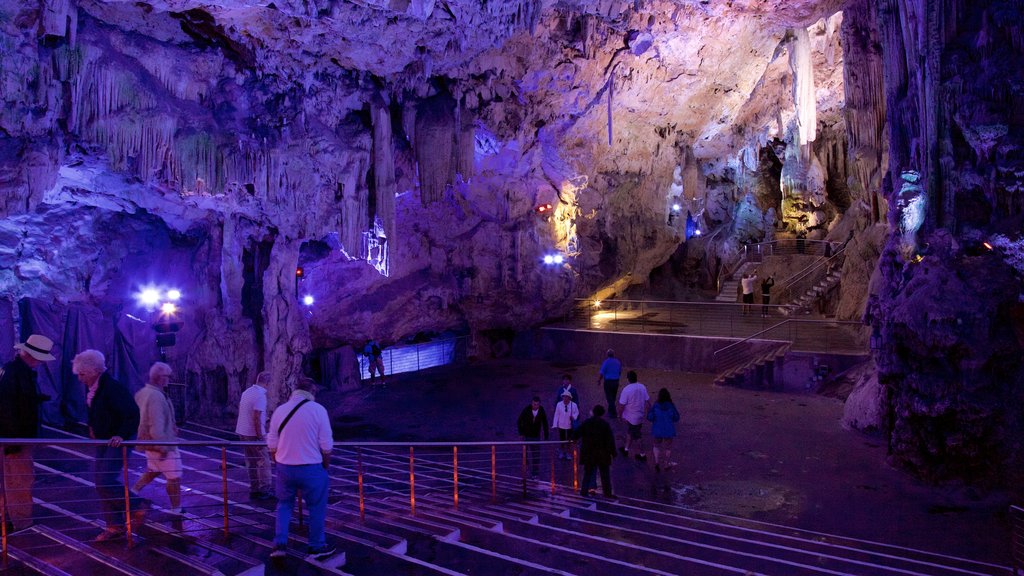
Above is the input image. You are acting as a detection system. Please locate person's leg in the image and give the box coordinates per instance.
[134,451,163,492]
[652,438,662,469]
[257,447,273,494]
[374,357,386,384]
[4,447,35,529]
[300,465,330,550]
[662,437,674,468]
[599,465,613,496]
[581,464,597,496]
[762,296,769,317]
[162,451,184,510]
[274,465,298,546]
[94,445,125,527]
[528,440,540,477]
[241,436,261,493]
[604,380,618,418]
[630,424,645,460]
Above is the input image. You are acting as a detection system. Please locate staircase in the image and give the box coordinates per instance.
[4,424,1010,576]
[779,267,842,316]
[715,262,759,303]
[712,339,791,387]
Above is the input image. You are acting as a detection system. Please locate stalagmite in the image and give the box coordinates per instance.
[372,96,397,246]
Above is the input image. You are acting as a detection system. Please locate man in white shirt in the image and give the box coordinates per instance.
[267,377,336,561]
[236,371,273,501]
[740,272,758,315]
[617,370,651,462]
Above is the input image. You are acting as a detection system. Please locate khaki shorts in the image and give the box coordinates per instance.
[145,450,183,480]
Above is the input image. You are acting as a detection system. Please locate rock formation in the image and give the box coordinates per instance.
[1,0,1021,486]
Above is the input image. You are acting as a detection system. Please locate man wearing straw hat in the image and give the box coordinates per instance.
[0,334,57,531]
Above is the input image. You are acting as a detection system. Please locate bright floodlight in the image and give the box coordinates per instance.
[553,254,564,264]
[672,203,681,212]
[160,302,177,315]
[694,229,702,236]
[302,295,315,306]
[543,255,554,265]
[166,289,182,301]
[139,288,161,307]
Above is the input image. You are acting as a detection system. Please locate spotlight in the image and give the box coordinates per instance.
[139,288,161,307]
[694,229,702,236]
[671,204,681,212]
[535,203,553,213]
[166,289,182,301]
[543,255,555,265]
[302,295,315,306]
[296,267,305,278]
[593,300,602,308]
[983,242,993,250]
[553,254,564,264]
[161,302,177,315]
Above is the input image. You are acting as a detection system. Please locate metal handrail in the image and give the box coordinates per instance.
[0,432,581,567]
[714,318,865,357]
[772,247,847,306]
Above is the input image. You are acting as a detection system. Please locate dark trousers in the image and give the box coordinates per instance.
[603,379,620,418]
[761,295,770,316]
[94,445,144,527]
[523,438,541,476]
[581,464,612,497]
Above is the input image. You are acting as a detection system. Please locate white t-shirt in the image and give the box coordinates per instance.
[618,382,651,425]
[266,391,333,465]
[741,276,756,295]
[235,385,268,437]
[551,401,580,430]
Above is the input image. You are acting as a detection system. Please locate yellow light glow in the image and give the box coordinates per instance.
[160,302,177,315]
[593,300,602,308]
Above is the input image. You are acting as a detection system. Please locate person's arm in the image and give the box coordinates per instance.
[251,410,264,439]
[113,385,140,446]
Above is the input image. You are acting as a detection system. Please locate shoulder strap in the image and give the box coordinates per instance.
[277,399,311,436]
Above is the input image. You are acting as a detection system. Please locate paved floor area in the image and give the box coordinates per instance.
[319,358,1013,566]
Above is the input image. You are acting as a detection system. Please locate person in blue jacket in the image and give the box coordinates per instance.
[646,387,681,473]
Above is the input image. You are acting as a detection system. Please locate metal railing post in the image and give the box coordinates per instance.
[357,448,365,522]
[521,444,527,497]
[1,446,7,568]
[409,447,416,515]
[491,445,497,503]
[453,446,459,508]
[221,447,229,538]
[550,448,556,495]
[572,444,578,491]
[123,445,134,547]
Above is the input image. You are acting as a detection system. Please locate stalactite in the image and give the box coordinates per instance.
[455,103,476,182]
[372,95,397,246]
[788,27,817,149]
[414,93,456,205]
[842,0,886,222]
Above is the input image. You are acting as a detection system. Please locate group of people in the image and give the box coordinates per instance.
[0,334,182,542]
[516,349,682,499]
[740,271,775,317]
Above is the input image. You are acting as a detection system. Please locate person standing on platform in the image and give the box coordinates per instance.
[73,349,148,541]
[760,274,775,318]
[555,373,580,408]
[574,405,616,499]
[236,371,273,501]
[550,390,580,461]
[647,387,681,473]
[617,370,651,462]
[0,334,56,532]
[597,349,622,418]
[363,339,387,386]
[133,362,184,514]
[267,377,336,560]
[516,396,548,478]
[741,272,758,315]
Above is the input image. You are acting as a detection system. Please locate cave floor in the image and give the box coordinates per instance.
[320,358,1013,566]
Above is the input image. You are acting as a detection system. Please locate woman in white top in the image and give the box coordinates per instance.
[551,391,580,460]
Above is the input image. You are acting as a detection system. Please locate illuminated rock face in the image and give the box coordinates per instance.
[0,0,1022,483]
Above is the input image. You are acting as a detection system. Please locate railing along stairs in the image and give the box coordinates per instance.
[0,424,1010,576]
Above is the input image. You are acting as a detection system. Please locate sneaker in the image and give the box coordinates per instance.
[94,527,126,542]
[270,545,287,559]
[166,507,185,516]
[307,543,337,560]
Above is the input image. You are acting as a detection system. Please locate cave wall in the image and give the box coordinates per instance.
[865,0,1024,485]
